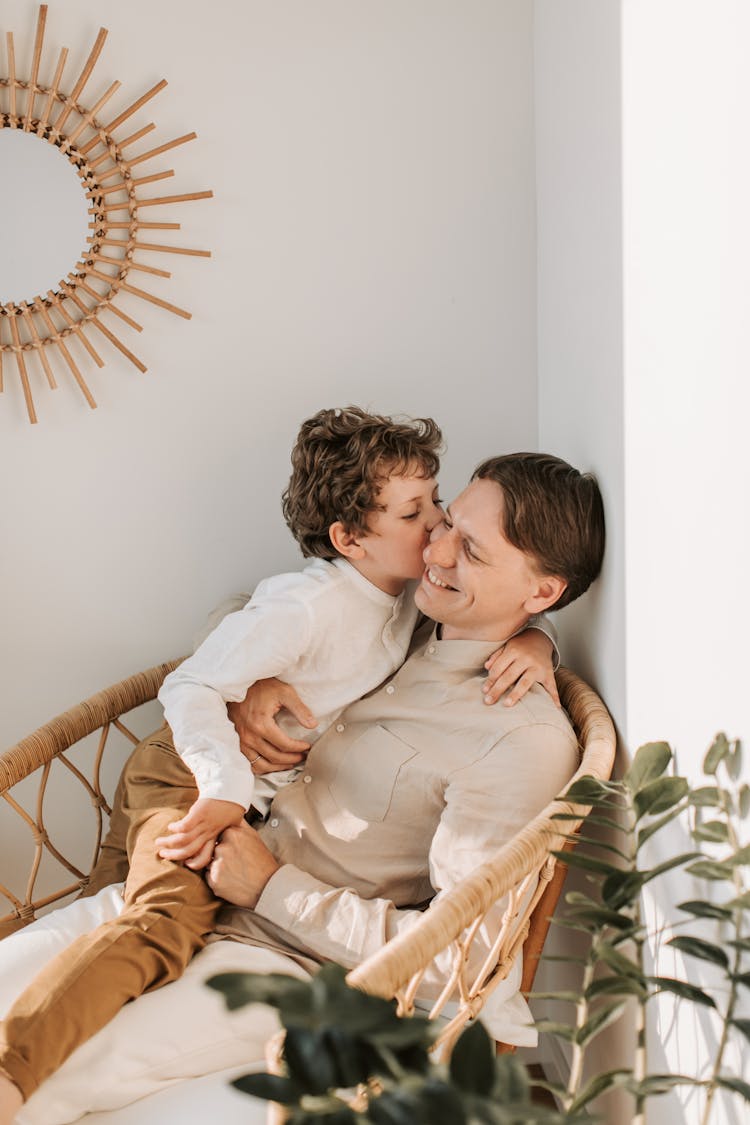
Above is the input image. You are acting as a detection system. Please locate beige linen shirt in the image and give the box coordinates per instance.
[215,618,579,1009]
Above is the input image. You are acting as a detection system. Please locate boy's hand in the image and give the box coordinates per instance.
[227,677,317,773]
[155,798,245,869]
[483,629,560,708]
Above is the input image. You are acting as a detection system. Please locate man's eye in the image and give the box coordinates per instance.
[464,541,478,561]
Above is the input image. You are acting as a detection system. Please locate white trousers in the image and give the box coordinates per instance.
[0,888,308,1124]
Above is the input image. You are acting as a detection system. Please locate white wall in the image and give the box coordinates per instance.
[1,0,538,751]
[537,2,749,1123]
[622,4,750,1123]
[534,4,632,1119]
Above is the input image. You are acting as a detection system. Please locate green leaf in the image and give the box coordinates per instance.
[740,785,750,819]
[553,811,628,833]
[566,833,631,861]
[368,1087,423,1125]
[533,1020,577,1042]
[704,733,730,775]
[586,976,648,1000]
[730,1019,750,1043]
[634,777,689,820]
[689,786,723,808]
[677,900,732,921]
[576,1001,627,1046]
[725,891,750,910]
[727,738,743,781]
[207,972,313,1016]
[528,990,583,1003]
[551,849,618,877]
[602,869,645,910]
[493,1053,533,1106]
[568,1069,632,1114]
[449,1021,495,1097]
[595,941,645,981]
[667,935,729,969]
[418,1079,469,1125]
[642,852,701,885]
[563,776,620,806]
[715,1076,750,1103]
[647,976,717,1007]
[732,971,750,990]
[564,892,635,931]
[626,741,672,792]
[637,804,687,848]
[686,860,734,882]
[283,1027,337,1095]
[727,844,750,867]
[727,938,750,953]
[692,820,730,844]
[323,1027,377,1088]
[231,1072,300,1104]
[630,1074,699,1096]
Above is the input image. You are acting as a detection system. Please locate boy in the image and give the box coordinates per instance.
[0,408,557,1115]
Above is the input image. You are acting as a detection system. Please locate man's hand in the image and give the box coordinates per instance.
[155,798,245,869]
[206,821,280,908]
[228,677,318,774]
[483,629,560,707]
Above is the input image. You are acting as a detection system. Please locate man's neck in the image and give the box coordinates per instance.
[439,611,530,643]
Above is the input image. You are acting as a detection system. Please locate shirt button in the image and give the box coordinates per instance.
[385,685,395,695]
[303,775,312,784]
[428,645,436,654]
[336,723,345,732]
[270,818,279,828]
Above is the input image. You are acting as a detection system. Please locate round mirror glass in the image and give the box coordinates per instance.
[0,129,91,305]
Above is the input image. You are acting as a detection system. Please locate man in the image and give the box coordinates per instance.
[0,452,604,1123]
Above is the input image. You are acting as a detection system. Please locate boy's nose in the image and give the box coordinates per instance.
[425,504,443,532]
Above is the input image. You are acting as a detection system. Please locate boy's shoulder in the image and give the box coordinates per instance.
[252,557,341,603]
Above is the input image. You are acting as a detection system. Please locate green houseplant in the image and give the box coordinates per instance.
[208,735,749,1123]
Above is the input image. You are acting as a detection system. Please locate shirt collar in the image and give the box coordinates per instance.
[331,557,401,608]
[416,623,500,675]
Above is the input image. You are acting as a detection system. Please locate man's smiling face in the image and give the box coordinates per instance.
[414,477,564,641]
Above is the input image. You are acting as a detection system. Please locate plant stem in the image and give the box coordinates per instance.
[563,953,596,1112]
[627,793,647,1125]
[699,784,745,1125]
[632,915,647,1125]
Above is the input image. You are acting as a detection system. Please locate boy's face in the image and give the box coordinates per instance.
[354,469,444,595]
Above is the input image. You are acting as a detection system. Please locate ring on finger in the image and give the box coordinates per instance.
[250,753,261,764]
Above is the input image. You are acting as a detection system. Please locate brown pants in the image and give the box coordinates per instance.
[0,726,221,1101]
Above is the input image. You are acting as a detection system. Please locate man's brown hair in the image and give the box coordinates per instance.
[472,452,605,610]
[283,406,444,559]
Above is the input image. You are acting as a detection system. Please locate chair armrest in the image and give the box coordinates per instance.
[0,659,184,936]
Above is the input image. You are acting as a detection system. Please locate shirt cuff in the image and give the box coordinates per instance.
[254,863,331,931]
[193,768,255,810]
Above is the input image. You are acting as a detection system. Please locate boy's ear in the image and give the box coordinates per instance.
[329,521,366,561]
[523,575,566,614]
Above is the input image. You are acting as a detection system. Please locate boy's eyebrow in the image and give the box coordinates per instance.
[395,486,440,507]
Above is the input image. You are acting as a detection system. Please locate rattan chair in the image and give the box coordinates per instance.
[0,663,615,1069]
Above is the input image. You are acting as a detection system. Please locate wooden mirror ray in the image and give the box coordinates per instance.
[0,4,212,423]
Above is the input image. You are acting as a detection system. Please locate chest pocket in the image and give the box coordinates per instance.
[328,725,418,822]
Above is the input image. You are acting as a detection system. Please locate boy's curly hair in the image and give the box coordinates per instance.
[283,406,444,558]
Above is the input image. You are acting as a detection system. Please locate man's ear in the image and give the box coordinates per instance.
[523,575,567,614]
[329,521,366,561]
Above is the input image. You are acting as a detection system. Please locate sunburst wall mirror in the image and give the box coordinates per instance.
[0,4,212,423]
